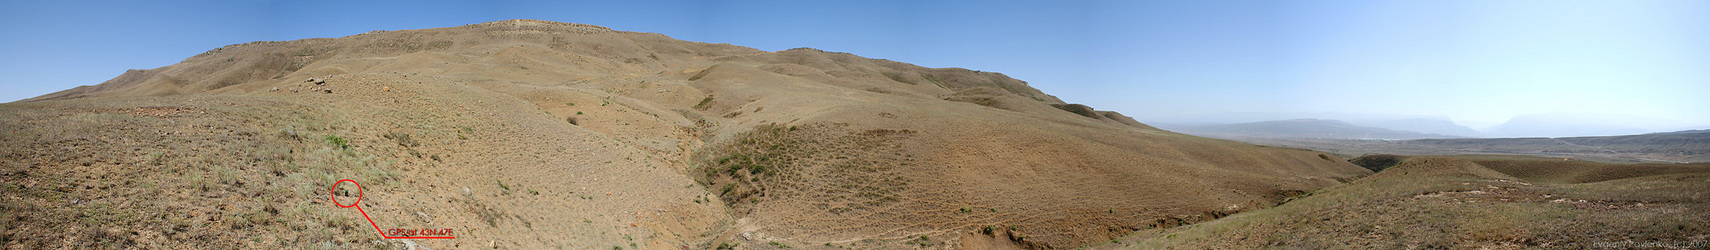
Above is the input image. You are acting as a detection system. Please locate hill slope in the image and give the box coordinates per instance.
[1127,156,1710,249]
[1,20,1367,249]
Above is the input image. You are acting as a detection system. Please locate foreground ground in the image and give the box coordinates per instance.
[1110,155,1710,249]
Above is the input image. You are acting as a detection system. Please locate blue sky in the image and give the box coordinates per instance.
[2,0,1706,133]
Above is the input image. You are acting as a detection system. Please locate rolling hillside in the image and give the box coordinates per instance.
[0,20,1368,249]
[1125,156,1710,249]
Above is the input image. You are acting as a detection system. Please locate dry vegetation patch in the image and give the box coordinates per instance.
[696,123,918,217]
[1129,157,1710,249]
[8,19,1381,249]
[0,98,400,249]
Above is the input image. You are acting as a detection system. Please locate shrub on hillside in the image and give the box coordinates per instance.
[1349,154,1405,172]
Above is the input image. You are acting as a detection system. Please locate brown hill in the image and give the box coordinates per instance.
[1127,156,1710,249]
[1,20,1366,249]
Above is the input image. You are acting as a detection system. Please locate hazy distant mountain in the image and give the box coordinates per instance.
[1651,129,1710,135]
[1144,113,1485,138]
[1484,113,1659,138]
[1146,112,1461,125]
[1159,118,1462,140]
[1196,128,1710,163]
[1346,118,1483,138]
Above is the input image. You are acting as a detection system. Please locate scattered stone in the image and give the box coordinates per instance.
[417,212,433,224]
[396,239,425,250]
[280,128,299,139]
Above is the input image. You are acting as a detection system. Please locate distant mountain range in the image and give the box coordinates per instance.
[1345,118,1483,138]
[1155,118,1464,140]
[1146,112,1709,139]
[1480,113,1680,138]
[1175,127,1710,163]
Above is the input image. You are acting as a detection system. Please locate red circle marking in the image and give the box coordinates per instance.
[331,179,363,208]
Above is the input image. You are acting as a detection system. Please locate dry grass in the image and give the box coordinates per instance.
[1126,156,1710,249]
[0,97,400,248]
[695,124,915,216]
[1460,155,1710,184]
[6,19,1377,249]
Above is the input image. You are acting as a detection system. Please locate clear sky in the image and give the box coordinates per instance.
[3,0,1706,133]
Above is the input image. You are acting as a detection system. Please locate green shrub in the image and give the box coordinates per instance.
[688,69,712,81]
[1050,103,1099,118]
[323,135,349,149]
[693,96,715,110]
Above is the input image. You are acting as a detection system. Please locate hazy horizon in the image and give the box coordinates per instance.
[3,0,1706,137]
[1147,111,1709,138]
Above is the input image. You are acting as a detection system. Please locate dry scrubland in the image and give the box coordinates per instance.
[5,19,1705,250]
[2,20,1371,249]
[1121,156,1710,249]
